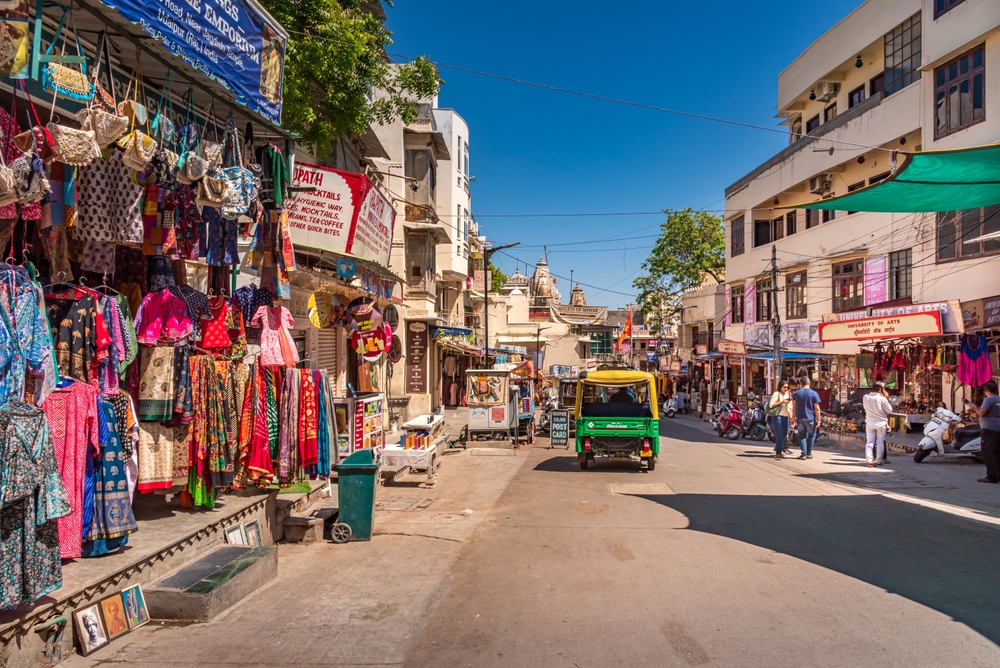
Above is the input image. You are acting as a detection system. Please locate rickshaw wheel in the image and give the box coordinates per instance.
[646,457,656,471]
[579,457,589,470]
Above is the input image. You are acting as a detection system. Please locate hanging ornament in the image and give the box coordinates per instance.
[337,257,357,279]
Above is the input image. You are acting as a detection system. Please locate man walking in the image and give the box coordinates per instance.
[968,381,1000,484]
[790,377,821,460]
[863,381,893,467]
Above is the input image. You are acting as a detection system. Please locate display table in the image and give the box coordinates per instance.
[889,412,930,433]
[402,414,445,438]
[381,443,439,471]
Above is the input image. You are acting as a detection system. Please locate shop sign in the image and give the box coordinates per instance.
[529,306,551,322]
[824,299,964,334]
[726,355,744,366]
[744,279,755,324]
[105,0,286,124]
[818,311,942,342]
[961,295,1000,331]
[472,268,485,292]
[346,297,382,333]
[716,340,746,355]
[864,256,887,306]
[744,322,823,348]
[287,163,396,266]
[307,291,345,329]
[387,335,402,364]
[405,322,428,394]
[694,344,708,356]
[351,324,390,362]
[669,360,681,372]
[549,410,570,446]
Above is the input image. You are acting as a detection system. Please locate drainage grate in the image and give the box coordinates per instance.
[607,483,673,496]
[470,449,517,456]
[375,496,437,511]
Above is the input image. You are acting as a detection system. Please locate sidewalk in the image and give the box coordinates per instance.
[664,414,1000,523]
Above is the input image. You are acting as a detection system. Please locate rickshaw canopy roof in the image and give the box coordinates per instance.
[579,370,655,387]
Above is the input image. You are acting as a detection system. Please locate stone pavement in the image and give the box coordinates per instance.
[60,443,529,668]
[666,413,1000,524]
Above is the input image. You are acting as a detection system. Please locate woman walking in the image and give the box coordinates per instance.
[768,381,792,459]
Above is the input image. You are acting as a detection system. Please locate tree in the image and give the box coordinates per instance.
[634,209,724,332]
[258,0,442,153]
[488,262,507,293]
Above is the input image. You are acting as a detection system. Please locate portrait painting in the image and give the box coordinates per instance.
[74,604,108,655]
[100,594,130,640]
[121,585,150,630]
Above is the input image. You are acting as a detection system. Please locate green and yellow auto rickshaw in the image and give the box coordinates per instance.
[574,369,660,470]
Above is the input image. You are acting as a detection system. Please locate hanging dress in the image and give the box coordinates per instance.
[958,334,992,387]
[81,401,138,557]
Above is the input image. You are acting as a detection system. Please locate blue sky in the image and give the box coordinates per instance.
[387,0,865,309]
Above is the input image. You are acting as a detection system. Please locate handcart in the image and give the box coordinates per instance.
[464,368,521,444]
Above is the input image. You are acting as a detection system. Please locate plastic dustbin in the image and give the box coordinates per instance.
[332,449,379,543]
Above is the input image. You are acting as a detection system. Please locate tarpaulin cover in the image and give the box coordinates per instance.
[791,144,1000,213]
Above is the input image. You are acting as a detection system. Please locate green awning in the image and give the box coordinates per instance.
[789,144,1000,213]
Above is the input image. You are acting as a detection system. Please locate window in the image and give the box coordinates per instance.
[730,285,744,324]
[463,207,469,240]
[463,141,470,176]
[884,13,921,96]
[789,117,803,144]
[457,136,462,169]
[869,172,891,186]
[786,271,807,319]
[731,216,745,256]
[870,72,885,97]
[889,249,912,300]
[456,204,462,242]
[937,206,1000,261]
[934,44,985,139]
[772,215,784,242]
[822,207,836,223]
[806,115,821,134]
[935,0,966,19]
[833,260,865,312]
[756,277,773,323]
[824,103,837,123]
[806,209,819,229]
[848,85,866,109]
[786,211,797,236]
[754,219,771,248]
[847,181,865,215]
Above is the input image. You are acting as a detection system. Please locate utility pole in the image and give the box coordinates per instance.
[771,244,782,390]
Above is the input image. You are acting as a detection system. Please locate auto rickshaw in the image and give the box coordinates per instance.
[574,369,660,470]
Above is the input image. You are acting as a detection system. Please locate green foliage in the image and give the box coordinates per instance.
[634,208,724,330]
[259,0,442,153]
[488,262,507,293]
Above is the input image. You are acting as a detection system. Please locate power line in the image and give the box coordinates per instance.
[496,250,638,298]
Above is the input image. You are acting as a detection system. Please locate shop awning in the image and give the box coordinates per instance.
[786,144,1000,213]
[745,352,827,360]
[437,338,483,358]
[497,334,553,346]
[694,353,724,360]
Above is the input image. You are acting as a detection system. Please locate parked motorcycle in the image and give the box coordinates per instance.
[537,395,559,433]
[714,402,743,440]
[741,400,768,441]
[665,396,678,419]
[913,407,982,463]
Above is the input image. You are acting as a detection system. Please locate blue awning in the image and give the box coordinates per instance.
[745,352,827,360]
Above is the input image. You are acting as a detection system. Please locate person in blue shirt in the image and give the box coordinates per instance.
[790,376,822,460]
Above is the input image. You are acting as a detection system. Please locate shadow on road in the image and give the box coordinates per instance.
[532,455,648,474]
[638,492,1000,644]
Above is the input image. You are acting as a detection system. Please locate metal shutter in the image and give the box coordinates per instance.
[315,329,338,376]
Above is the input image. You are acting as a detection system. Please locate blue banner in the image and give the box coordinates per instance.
[101,0,285,125]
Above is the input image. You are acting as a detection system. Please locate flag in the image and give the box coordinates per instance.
[617,310,633,348]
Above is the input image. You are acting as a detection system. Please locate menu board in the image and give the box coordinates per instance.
[406,322,428,394]
[549,410,570,447]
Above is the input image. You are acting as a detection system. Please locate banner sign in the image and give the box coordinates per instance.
[818,311,942,342]
[669,360,681,372]
[864,256,887,306]
[103,0,286,124]
[287,163,396,267]
[549,410,570,446]
[529,306,551,322]
[694,344,708,356]
[716,340,746,355]
[744,322,823,348]
[405,322,428,394]
[961,295,1000,331]
[824,300,964,334]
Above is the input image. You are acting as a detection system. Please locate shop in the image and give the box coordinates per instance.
[433,326,483,407]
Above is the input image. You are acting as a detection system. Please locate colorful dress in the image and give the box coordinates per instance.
[81,401,137,557]
[251,306,298,367]
[134,290,194,346]
[0,402,72,609]
[0,266,56,406]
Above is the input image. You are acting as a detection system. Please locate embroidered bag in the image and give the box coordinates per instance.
[13,81,59,163]
[195,172,229,208]
[116,52,147,130]
[12,153,50,204]
[219,112,259,219]
[40,8,94,102]
[202,103,223,170]
[75,31,128,148]
[150,75,176,146]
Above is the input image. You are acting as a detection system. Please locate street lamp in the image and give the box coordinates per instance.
[482,240,520,368]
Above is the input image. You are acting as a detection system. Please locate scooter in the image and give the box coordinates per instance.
[913,407,982,463]
[714,402,743,440]
[741,400,768,441]
[665,396,678,419]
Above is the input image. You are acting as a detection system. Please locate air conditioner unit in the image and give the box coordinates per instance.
[816,82,840,102]
[809,175,832,194]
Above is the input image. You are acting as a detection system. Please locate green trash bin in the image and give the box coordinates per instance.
[332,449,379,543]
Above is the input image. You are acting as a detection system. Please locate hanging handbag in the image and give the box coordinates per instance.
[177,89,198,153]
[0,93,16,208]
[219,112,258,219]
[12,153,50,204]
[13,81,59,163]
[46,123,99,166]
[75,31,128,148]
[116,52,147,128]
[202,103,223,170]
[242,121,262,179]
[121,130,157,171]
[195,172,229,207]
[150,75,176,146]
[40,8,94,102]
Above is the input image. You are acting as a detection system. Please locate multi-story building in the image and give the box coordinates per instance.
[723,0,1000,405]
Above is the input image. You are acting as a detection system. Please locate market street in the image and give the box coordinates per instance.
[63,417,1000,668]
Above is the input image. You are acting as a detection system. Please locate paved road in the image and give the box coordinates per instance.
[404,419,1000,667]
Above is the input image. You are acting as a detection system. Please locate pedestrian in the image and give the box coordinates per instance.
[768,380,792,459]
[783,378,799,455]
[677,377,686,414]
[863,381,893,467]
[790,377,822,460]
[967,381,1000,484]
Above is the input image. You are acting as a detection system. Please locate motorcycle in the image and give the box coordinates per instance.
[913,407,982,463]
[714,402,743,440]
[741,400,769,441]
[537,395,559,433]
[665,396,678,419]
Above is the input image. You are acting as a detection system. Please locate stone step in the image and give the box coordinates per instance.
[282,505,339,544]
[145,545,277,622]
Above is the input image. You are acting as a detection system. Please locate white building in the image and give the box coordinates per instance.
[723,0,1000,403]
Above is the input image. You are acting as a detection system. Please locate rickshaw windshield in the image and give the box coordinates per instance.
[578,382,653,418]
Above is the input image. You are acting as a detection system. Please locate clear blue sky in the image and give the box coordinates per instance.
[386,0,865,309]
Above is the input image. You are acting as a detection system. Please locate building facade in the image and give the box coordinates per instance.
[723,0,1000,406]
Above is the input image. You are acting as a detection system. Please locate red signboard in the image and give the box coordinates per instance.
[818,311,942,342]
[286,162,396,266]
[716,340,746,355]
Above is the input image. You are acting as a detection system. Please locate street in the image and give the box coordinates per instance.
[63,417,1000,668]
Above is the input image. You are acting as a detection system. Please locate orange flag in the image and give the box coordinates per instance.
[617,310,633,348]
